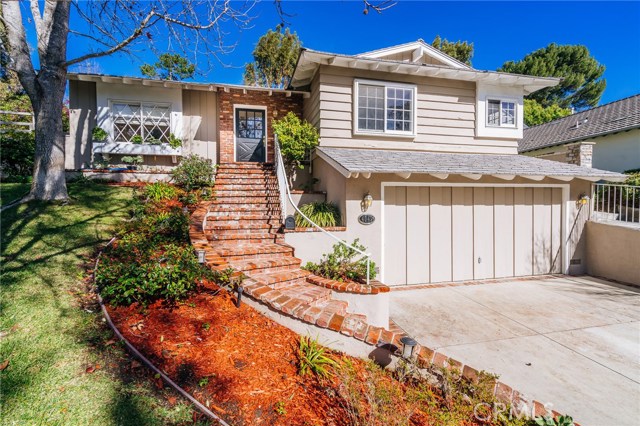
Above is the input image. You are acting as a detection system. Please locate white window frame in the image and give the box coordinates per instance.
[353,79,417,137]
[486,98,517,129]
[109,99,172,143]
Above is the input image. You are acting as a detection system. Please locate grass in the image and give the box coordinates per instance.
[0,182,30,206]
[0,181,202,425]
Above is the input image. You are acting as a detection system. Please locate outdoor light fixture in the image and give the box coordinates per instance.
[399,336,418,359]
[578,194,590,206]
[361,192,373,212]
[196,249,206,264]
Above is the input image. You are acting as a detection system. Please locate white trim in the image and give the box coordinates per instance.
[108,99,173,143]
[486,97,518,129]
[353,79,417,138]
[379,182,570,285]
[356,40,472,69]
[232,104,268,163]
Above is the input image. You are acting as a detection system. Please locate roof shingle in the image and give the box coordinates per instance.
[519,95,640,152]
[316,147,626,181]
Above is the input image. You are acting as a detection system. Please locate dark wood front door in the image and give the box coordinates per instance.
[235,108,266,162]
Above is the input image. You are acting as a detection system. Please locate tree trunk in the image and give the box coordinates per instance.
[28,66,69,201]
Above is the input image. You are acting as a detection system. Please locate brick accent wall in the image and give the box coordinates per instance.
[565,142,595,168]
[218,89,304,164]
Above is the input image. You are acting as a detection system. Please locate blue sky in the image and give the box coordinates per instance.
[61,1,640,105]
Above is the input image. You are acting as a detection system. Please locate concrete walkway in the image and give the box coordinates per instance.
[390,276,640,426]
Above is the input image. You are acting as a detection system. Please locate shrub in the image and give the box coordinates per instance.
[92,127,108,141]
[97,242,210,307]
[171,154,215,191]
[168,133,182,149]
[303,239,376,283]
[122,155,143,165]
[295,201,341,227]
[534,415,575,426]
[298,336,337,378]
[144,182,179,201]
[131,135,143,144]
[272,112,318,181]
[0,130,35,178]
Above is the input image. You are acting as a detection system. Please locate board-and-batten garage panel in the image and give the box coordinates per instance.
[383,186,563,286]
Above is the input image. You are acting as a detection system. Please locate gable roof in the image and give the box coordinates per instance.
[356,39,472,70]
[519,94,640,153]
[316,147,627,182]
[289,48,559,94]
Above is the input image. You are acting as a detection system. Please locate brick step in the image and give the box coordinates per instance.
[213,184,269,191]
[211,227,278,237]
[312,299,349,316]
[205,214,274,222]
[252,269,312,288]
[215,242,294,260]
[228,257,302,275]
[276,283,333,305]
[205,208,279,217]
[208,232,278,242]
[212,196,270,204]
[209,222,273,231]
[214,190,270,197]
[216,169,274,176]
[205,219,280,229]
[217,163,273,169]
[214,177,275,184]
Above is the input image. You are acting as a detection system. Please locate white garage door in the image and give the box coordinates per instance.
[383,186,563,286]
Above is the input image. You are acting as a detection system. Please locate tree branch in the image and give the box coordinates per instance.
[65,10,156,67]
[0,1,37,100]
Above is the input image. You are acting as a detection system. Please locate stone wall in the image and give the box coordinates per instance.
[218,89,304,164]
[566,142,594,167]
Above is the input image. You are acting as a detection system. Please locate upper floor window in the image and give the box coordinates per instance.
[355,80,416,135]
[111,101,171,143]
[487,99,516,127]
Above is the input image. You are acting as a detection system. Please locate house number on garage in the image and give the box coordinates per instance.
[358,213,375,225]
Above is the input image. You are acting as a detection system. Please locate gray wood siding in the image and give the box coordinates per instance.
[313,65,519,154]
[182,90,217,162]
[67,80,97,169]
[303,74,320,128]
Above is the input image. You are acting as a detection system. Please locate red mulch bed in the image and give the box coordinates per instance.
[107,288,344,425]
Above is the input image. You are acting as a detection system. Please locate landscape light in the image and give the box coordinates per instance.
[400,336,418,359]
[196,249,206,264]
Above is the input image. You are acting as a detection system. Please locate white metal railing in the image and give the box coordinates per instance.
[274,136,373,285]
[591,183,639,224]
[0,110,34,132]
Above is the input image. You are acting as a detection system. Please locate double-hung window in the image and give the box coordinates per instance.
[355,80,416,135]
[487,99,516,127]
[111,101,171,143]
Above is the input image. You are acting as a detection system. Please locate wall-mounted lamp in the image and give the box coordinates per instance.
[577,194,590,206]
[361,192,373,212]
[196,249,206,264]
[399,336,418,360]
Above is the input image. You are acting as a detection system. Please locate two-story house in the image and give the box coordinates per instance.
[65,40,625,295]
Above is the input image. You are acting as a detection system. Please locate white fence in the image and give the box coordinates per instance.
[0,110,34,132]
[591,183,639,225]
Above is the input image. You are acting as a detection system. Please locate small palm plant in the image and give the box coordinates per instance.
[298,336,338,378]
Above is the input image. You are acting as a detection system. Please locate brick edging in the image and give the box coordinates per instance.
[189,202,570,423]
[282,226,347,233]
[306,275,390,294]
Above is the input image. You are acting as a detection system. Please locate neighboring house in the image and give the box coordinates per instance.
[66,40,626,287]
[519,94,640,172]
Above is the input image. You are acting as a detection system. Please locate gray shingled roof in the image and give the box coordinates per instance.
[316,147,626,181]
[519,95,640,152]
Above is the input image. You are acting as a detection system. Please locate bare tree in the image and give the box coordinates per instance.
[0,1,254,201]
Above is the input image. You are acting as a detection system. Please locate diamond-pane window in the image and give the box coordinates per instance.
[111,101,171,143]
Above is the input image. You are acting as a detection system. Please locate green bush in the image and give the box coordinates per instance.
[297,336,337,378]
[122,155,143,165]
[295,201,341,227]
[0,130,35,178]
[303,238,376,283]
[144,182,179,201]
[168,133,182,149]
[171,154,215,191]
[131,135,143,144]
[272,112,318,171]
[97,241,209,307]
[91,127,108,141]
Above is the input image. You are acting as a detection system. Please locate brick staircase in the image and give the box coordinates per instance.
[201,162,363,327]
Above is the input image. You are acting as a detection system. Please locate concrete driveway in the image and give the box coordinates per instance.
[390,276,640,426]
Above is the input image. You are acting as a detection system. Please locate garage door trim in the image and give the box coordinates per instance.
[380,182,570,284]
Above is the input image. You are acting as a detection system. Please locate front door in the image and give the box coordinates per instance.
[235,108,266,162]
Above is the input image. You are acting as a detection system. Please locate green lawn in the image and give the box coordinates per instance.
[0,181,200,425]
[0,182,30,206]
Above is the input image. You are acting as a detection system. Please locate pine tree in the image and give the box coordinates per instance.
[431,35,474,66]
[243,25,301,88]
